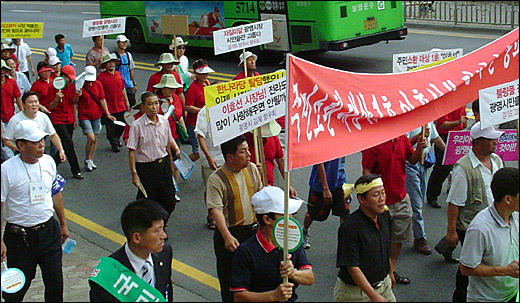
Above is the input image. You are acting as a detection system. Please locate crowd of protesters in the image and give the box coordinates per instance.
[1,33,518,303]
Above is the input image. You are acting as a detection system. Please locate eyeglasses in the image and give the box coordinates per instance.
[177,46,186,50]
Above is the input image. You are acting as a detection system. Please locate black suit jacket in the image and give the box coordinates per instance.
[89,243,173,302]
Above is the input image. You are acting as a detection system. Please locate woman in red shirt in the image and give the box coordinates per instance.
[73,66,115,172]
[184,59,214,162]
[48,65,83,179]
[153,73,186,183]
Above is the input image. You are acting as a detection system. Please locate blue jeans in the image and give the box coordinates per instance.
[405,161,428,240]
[187,125,198,153]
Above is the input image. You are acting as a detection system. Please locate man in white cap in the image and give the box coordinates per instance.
[1,119,69,302]
[230,186,314,302]
[115,35,138,108]
[44,47,57,64]
[233,51,259,80]
[438,121,504,302]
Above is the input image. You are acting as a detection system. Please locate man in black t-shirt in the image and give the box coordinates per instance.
[334,174,397,302]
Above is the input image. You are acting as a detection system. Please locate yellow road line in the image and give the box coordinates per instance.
[64,208,221,291]
[32,48,234,81]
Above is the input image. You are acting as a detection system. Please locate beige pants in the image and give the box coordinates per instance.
[333,274,396,302]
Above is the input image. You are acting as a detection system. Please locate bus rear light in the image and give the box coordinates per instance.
[341,42,348,48]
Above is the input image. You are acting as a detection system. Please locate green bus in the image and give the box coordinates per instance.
[99,1,407,53]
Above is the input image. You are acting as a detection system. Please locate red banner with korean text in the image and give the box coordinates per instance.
[286,28,519,170]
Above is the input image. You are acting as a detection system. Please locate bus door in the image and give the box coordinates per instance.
[258,1,290,52]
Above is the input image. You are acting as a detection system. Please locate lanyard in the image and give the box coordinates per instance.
[22,160,42,182]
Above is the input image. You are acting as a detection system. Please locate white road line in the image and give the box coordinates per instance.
[10,9,42,13]
[82,12,99,15]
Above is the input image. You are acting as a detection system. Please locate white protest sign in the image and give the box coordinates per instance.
[208,77,286,147]
[392,48,463,73]
[1,262,25,294]
[479,79,519,129]
[213,19,273,55]
[82,17,126,38]
[273,217,303,252]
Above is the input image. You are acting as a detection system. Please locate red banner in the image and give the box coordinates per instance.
[286,28,519,170]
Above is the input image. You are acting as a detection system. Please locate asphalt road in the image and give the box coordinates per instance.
[2,1,516,302]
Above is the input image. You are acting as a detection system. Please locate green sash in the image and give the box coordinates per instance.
[89,257,166,302]
[178,65,190,92]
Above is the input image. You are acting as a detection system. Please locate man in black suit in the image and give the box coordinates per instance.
[89,199,173,302]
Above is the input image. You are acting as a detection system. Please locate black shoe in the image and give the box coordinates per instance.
[111,145,120,153]
[73,173,84,179]
[435,237,459,263]
[427,198,441,208]
[393,271,411,285]
[414,237,432,255]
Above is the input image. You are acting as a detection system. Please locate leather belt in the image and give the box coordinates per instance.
[229,222,259,232]
[137,156,168,165]
[8,218,52,233]
[371,280,384,289]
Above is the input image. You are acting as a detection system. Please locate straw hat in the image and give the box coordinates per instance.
[100,53,120,67]
[1,44,15,52]
[154,53,180,66]
[1,59,11,70]
[153,73,182,89]
[238,51,258,66]
[249,120,282,138]
[169,37,188,50]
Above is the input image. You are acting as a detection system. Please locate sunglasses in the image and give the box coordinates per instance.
[177,46,186,50]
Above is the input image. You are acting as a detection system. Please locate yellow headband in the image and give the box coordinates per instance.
[355,178,384,195]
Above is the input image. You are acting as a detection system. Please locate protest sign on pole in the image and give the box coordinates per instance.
[392,48,464,73]
[82,17,126,38]
[207,77,286,147]
[478,79,519,129]
[212,19,273,55]
[442,130,517,165]
[160,15,188,60]
[1,22,44,39]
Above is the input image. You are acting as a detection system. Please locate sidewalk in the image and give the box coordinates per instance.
[1,230,209,302]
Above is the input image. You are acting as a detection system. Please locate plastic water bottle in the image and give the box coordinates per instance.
[62,238,76,254]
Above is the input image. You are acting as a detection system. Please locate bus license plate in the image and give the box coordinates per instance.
[364,19,378,30]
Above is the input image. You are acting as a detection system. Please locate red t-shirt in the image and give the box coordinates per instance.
[184,80,206,127]
[78,81,105,121]
[233,71,260,80]
[361,135,414,205]
[50,83,76,125]
[158,93,183,140]
[98,70,127,114]
[31,79,53,108]
[244,132,284,186]
[146,71,183,96]
[123,111,144,143]
[436,106,466,136]
[1,78,21,123]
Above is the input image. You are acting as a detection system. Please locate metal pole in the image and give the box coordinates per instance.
[283,171,290,284]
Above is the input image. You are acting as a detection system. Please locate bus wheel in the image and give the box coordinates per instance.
[126,19,146,52]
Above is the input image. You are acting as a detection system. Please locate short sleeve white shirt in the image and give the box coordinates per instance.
[13,41,32,73]
[4,111,56,141]
[194,106,225,168]
[447,150,503,207]
[1,154,56,226]
[460,204,519,302]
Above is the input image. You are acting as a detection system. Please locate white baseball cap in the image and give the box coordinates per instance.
[116,35,129,43]
[470,122,504,140]
[84,66,97,81]
[45,47,57,57]
[251,186,304,215]
[14,120,49,142]
[48,56,62,66]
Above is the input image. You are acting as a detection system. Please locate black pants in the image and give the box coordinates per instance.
[53,123,81,175]
[2,218,63,302]
[126,87,137,108]
[136,157,177,220]
[453,229,468,302]
[214,224,258,302]
[102,111,125,148]
[426,134,453,201]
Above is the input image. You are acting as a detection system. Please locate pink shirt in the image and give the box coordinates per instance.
[126,114,174,163]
